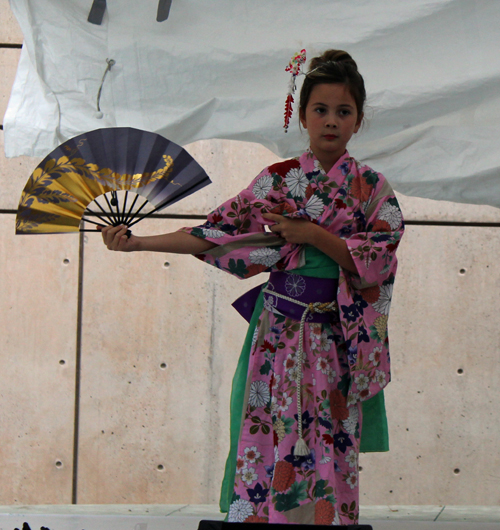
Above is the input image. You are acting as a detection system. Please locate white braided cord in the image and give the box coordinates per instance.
[262,287,338,456]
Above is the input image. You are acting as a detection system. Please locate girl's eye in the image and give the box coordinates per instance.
[339,109,351,116]
[315,107,326,114]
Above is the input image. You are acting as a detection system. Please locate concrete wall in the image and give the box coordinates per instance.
[1,0,500,506]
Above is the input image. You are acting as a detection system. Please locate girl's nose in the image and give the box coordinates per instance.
[325,113,338,128]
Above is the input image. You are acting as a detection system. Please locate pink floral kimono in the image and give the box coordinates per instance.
[181,150,404,525]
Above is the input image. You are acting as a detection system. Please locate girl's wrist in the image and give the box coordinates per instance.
[307,222,324,246]
[130,235,144,251]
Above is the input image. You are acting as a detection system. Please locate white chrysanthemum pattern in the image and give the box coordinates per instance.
[285,167,308,198]
[377,202,402,230]
[201,228,226,238]
[304,194,324,219]
[249,247,281,267]
[372,284,393,315]
[342,406,359,435]
[228,498,254,522]
[248,380,270,408]
[252,175,273,199]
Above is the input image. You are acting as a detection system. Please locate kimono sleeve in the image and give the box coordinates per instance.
[337,170,404,404]
[179,166,300,279]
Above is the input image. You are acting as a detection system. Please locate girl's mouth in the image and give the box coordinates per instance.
[323,135,338,140]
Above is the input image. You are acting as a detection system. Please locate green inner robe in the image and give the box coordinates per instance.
[220,246,389,513]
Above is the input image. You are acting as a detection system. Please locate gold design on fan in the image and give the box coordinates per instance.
[16,154,176,234]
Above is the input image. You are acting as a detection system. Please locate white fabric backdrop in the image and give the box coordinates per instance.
[4,0,500,207]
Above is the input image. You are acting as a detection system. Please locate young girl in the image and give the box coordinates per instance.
[101,50,404,525]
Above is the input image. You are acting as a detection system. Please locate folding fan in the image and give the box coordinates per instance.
[16,127,211,234]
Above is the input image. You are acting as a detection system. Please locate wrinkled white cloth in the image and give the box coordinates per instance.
[5,0,500,207]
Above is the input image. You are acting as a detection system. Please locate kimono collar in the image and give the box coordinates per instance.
[301,149,352,187]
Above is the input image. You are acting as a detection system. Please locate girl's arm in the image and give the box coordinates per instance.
[100,224,217,254]
[262,213,357,274]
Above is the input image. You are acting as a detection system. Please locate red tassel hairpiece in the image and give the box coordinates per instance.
[283,49,306,132]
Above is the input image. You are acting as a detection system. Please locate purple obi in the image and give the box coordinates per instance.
[232,271,339,324]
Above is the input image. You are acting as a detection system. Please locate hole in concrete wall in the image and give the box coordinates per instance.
[59,359,66,365]
[160,362,168,369]
[453,468,460,475]
[157,464,164,471]
[63,258,70,265]
[163,261,170,269]
[457,368,464,375]
[55,460,63,468]
[459,268,467,275]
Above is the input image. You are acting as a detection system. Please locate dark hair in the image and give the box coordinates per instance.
[299,50,366,122]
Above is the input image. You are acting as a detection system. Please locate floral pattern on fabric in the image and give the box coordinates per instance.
[181,150,404,524]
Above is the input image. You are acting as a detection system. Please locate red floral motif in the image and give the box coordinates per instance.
[261,340,276,353]
[359,285,380,304]
[246,264,268,277]
[315,499,336,525]
[387,240,400,252]
[359,388,371,399]
[269,202,296,216]
[211,212,223,223]
[372,219,392,232]
[335,198,347,209]
[236,456,246,472]
[272,460,296,492]
[322,433,334,445]
[329,389,349,420]
[268,159,301,178]
[350,175,373,202]
[245,448,257,461]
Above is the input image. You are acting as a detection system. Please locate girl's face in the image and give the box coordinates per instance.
[300,83,362,172]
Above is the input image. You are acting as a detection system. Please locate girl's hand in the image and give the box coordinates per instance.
[262,213,319,245]
[99,225,141,252]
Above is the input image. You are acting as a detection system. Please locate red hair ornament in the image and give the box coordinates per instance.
[283,49,306,132]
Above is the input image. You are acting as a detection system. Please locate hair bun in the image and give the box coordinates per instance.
[309,49,358,72]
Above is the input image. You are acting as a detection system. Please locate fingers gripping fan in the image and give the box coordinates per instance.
[16,127,211,234]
